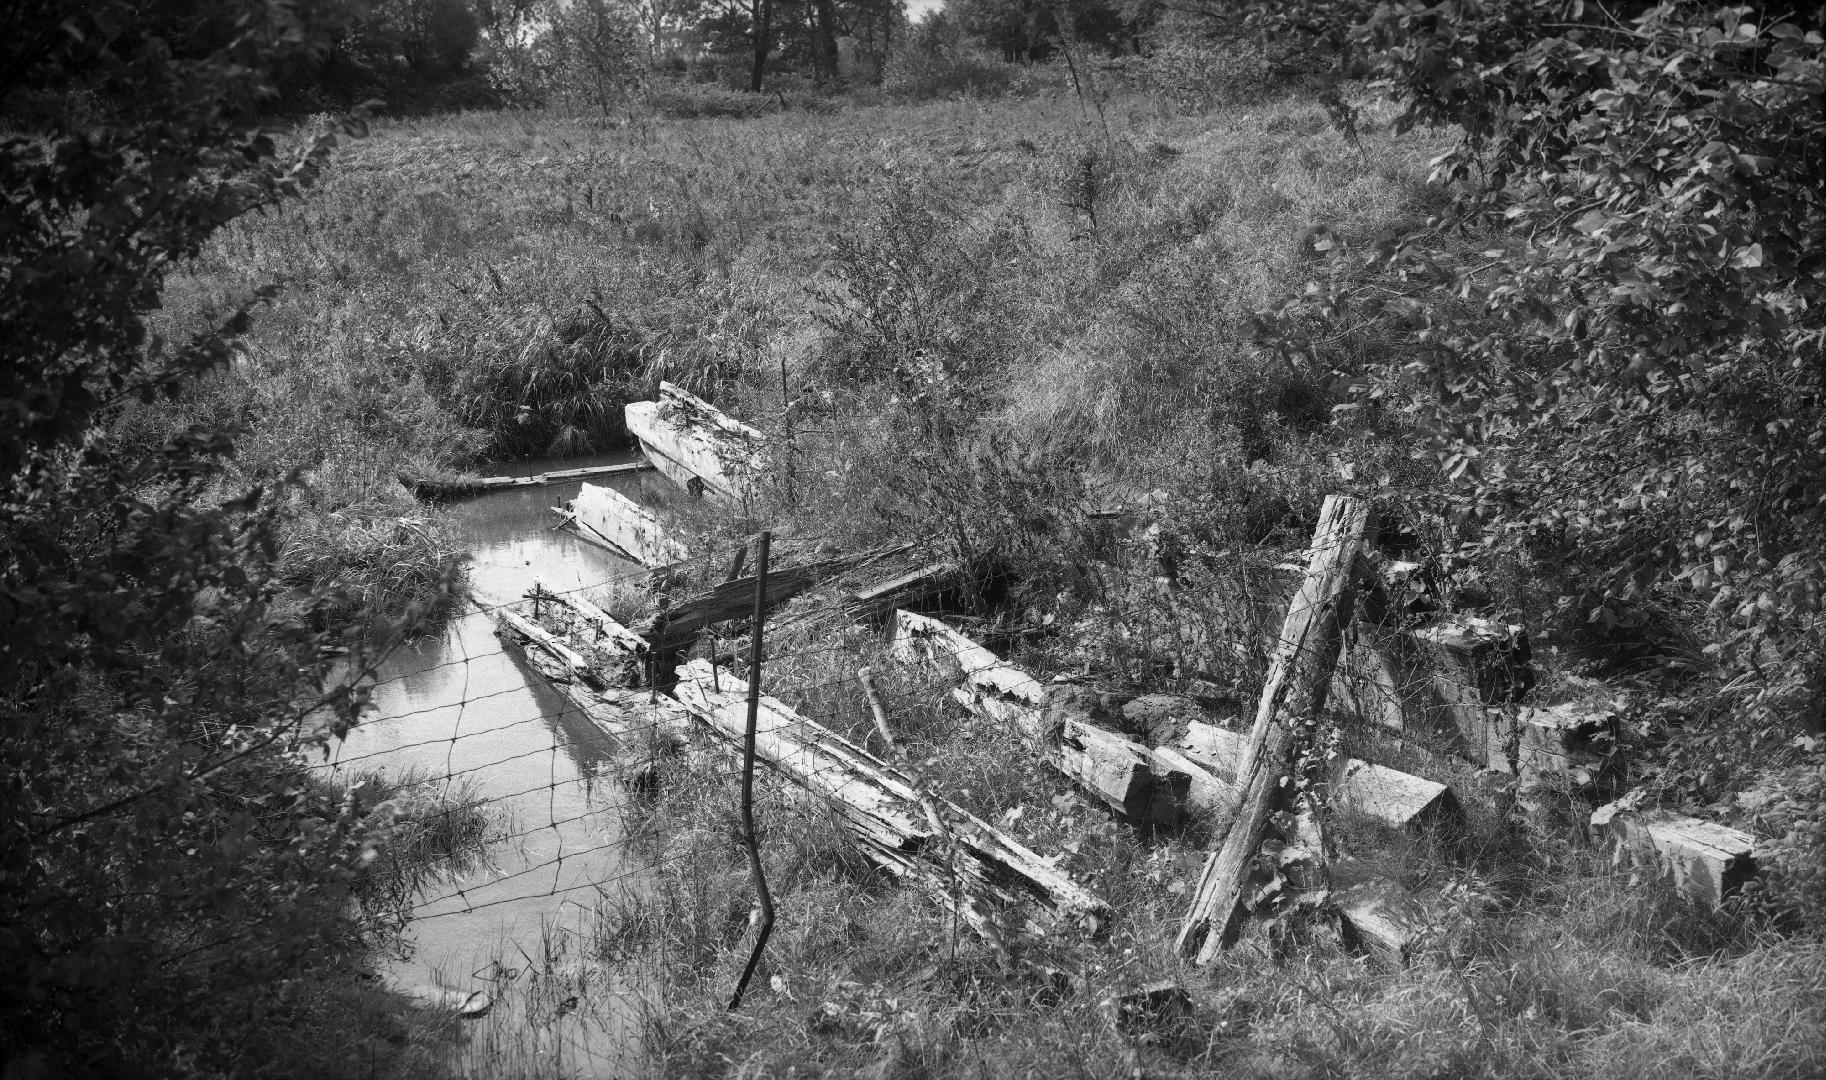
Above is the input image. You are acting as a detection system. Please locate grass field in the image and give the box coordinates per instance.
[147,81,1439,601]
[136,79,1826,1078]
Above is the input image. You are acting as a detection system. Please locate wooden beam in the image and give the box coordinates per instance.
[887,609,1049,740]
[889,610,1201,831]
[1176,721,1457,833]
[494,607,691,781]
[495,608,596,685]
[1407,615,1533,769]
[406,459,654,497]
[1336,876,1426,963]
[1176,495,1370,964]
[561,482,690,568]
[624,382,766,501]
[1590,796,1756,907]
[844,560,965,624]
[1517,698,1625,805]
[632,543,915,648]
[672,659,1112,936]
[1058,718,1188,832]
[528,589,650,690]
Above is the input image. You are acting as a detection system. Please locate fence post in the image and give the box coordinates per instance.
[728,531,774,1010]
[1175,495,1370,964]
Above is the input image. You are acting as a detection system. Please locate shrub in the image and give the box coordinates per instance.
[1251,1,1826,924]
[644,79,775,119]
[1,3,460,1073]
[882,44,1021,101]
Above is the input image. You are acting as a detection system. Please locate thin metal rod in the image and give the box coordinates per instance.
[728,530,774,1011]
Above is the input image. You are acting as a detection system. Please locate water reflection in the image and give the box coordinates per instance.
[329,452,659,1075]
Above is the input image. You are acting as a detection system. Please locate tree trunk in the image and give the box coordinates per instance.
[812,0,840,81]
[1175,495,1370,964]
[749,0,771,92]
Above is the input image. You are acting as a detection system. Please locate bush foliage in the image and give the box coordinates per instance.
[1261,1,1826,919]
[2,3,458,1074]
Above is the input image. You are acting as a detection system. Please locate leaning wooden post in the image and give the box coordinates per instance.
[1175,495,1370,964]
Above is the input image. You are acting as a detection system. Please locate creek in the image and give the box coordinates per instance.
[327,451,680,1076]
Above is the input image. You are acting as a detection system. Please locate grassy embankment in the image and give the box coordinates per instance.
[147,81,1826,1078]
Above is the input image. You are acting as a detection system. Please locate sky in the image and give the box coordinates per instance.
[906,0,945,23]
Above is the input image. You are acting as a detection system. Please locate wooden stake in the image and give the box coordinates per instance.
[1175,495,1370,964]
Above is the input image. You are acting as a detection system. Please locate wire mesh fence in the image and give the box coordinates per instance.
[302,504,1580,1073]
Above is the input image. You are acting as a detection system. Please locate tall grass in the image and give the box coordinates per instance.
[136,78,1825,1077]
[591,597,1826,1079]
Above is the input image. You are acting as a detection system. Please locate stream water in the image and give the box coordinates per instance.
[326,451,678,1076]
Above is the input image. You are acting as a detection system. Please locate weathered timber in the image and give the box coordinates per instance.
[1331,629,1411,732]
[528,589,650,689]
[407,459,653,497]
[1059,718,1188,832]
[624,382,765,501]
[886,611,1457,839]
[1337,760,1460,832]
[494,607,690,774]
[561,482,689,568]
[1335,875,1426,963]
[1178,721,1457,833]
[1590,795,1756,907]
[633,543,915,648]
[672,659,1111,935]
[495,608,596,685]
[888,610,1197,828]
[1408,615,1534,769]
[887,609,1049,740]
[1516,696,1625,804]
[1149,745,1237,831]
[1177,495,1370,964]
[844,560,965,624]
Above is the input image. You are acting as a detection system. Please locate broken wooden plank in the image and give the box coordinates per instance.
[405,459,654,497]
[1336,876,1426,963]
[1336,760,1460,832]
[561,482,689,568]
[1408,615,1534,769]
[1059,718,1188,832]
[887,609,1050,740]
[844,560,965,624]
[529,589,650,689]
[624,382,765,501]
[1177,495,1370,964]
[1517,697,1625,805]
[1590,795,1756,907]
[672,659,1111,935]
[891,611,1245,834]
[1178,722,1456,833]
[890,605,1450,836]
[495,607,596,685]
[494,605,690,778]
[1331,629,1411,732]
[633,543,915,648]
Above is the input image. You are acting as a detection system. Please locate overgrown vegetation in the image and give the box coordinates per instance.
[7,0,1824,1075]
[0,2,475,1076]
